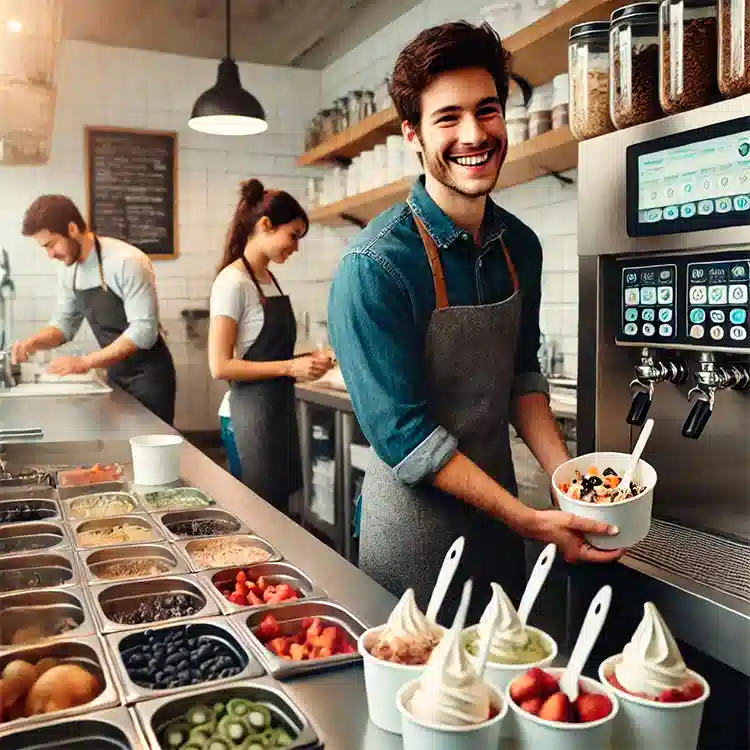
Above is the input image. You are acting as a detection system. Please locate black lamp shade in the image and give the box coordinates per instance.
[189,58,268,136]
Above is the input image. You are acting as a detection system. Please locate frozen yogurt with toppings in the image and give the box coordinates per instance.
[465,582,551,665]
[368,588,443,665]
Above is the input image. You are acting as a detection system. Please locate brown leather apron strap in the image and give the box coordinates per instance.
[413,214,449,310]
[500,239,520,294]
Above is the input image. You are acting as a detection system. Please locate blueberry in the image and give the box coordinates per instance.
[166,652,183,667]
[177,669,190,682]
[163,664,175,675]
[187,638,197,648]
[177,660,189,671]
[167,679,181,688]
[190,668,202,680]
[190,676,203,685]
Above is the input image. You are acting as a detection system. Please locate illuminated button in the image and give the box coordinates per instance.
[710,310,726,324]
[690,266,706,281]
[690,308,706,324]
[624,323,638,336]
[646,209,662,222]
[640,287,657,305]
[731,264,747,279]
[709,285,728,305]
[659,308,673,322]
[690,324,705,339]
[659,269,672,281]
[689,286,707,304]
[625,288,640,306]
[657,286,673,304]
[710,325,724,340]
[642,309,655,322]
[729,284,749,304]
[716,197,732,213]
[642,323,655,337]
[659,324,673,337]
[680,203,696,218]
[730,326,747,341]
[663,206,679,220]
[733,195,750,211]
[626,272,638,284]
[625,308,638,322]
[698,200,714,215]
[730,309,747,325]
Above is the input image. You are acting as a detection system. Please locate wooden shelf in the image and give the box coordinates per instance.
[296,107,401,166]
[308,127,578,226]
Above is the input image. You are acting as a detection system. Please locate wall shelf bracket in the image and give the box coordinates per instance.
[339,213,367,228]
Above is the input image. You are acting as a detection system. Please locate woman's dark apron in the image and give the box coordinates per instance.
[73,236,176,426]
[229,256,302,513]
[359,209,528,626]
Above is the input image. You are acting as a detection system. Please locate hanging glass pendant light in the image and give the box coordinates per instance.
[188,0,267,136]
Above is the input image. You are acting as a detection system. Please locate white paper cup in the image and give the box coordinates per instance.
[130,434,183,486]
[598,655,710,750]
[358,625,445,734]
[506,667,619,750]
[461,625,558,738]
[552,452,657,549]
[398,678,507,750]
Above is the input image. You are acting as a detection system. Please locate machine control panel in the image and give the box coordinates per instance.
[616,252,750,353]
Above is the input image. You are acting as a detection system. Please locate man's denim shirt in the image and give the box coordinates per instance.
[328,176,549,487]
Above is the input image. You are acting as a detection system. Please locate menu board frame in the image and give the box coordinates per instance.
[626,116,750,238]
[84,125,179,260]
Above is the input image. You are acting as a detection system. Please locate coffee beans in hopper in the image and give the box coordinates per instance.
[613,43,662,128]
[719,0,750,97]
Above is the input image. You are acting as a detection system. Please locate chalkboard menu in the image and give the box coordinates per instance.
[85,126,179,259]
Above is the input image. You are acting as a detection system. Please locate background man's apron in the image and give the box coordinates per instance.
[230,256,302,514]
[73,236,176,426]
[359,211,527,626]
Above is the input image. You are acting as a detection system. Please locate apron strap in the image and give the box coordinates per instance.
[413,214,450,311]
[239,255,285,303]
[412,209,521,310]
[72,234,107,292]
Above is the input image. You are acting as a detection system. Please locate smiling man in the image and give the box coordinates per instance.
[328,22,623,624]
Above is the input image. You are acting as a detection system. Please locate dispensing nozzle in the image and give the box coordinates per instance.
[626,348,689,426]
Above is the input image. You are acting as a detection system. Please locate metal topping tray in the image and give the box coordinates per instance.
[0,549,79,594]
[229,600,367,678]
[138,486,216,513]
[1,706,148,750]
[105,617,265,704]
[79,542,189,584]
[88,575,220,634]
[58,480,128,502]
[63,491,141,522]
[0,484,57,500]
[71,513,164,550]
[0,634,120,736]
[199,561,327,615]
[0,585,95,651]
[176,534,282,572]
[134,675,321,749]
[0,521,71,556]
[0,497,61,524]
[154,507,249,540]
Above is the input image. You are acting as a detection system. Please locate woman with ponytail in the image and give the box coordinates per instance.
[209,179,332,512]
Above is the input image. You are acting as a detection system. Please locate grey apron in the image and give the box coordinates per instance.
[73,236,177,426]
[229,256,302,513]
[359,209,527,627]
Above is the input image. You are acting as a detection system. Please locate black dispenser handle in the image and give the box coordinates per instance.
[626,391,651,426]
[682,398,712,439]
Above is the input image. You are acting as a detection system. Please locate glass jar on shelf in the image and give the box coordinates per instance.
[659,0,720,113]
[569,21,616,140]
[552,73,570,129]
[718,0,750,97]
[347,91,363,126]
[527,83,553,138]
[375,77,392,111]
[506,105,529,145]
[610,3,662,129]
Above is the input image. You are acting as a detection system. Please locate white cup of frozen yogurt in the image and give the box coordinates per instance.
[507,667,619,750]
[598,602,710,749]
[130,434,184,486]
[552,451,657,549]
[359,588,445,734]
[397,677,507,749]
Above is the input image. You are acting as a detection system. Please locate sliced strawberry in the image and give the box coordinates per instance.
[267,637,289,657]
[306,617,323,639]
[236,570,247,584]
[257,614,280,640]
[247,591,264,607]
[262,586,277,602]
[658,688,684,703]
[520,697,543,715]
[681,681,704,701]
[576,693,613,723]
[257,576,267,591]
[228,592,246,606]
[538,692,572,723]
[510,669,544,704]
[289,643,307,661]
[537,669,560,698]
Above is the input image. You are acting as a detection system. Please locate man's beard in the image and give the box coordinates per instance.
[62,237,83,265]
[421,137,506,199]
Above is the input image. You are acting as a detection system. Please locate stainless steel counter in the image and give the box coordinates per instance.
[0,388,403,750]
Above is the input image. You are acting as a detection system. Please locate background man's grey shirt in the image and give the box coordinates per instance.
[49,236,161,350]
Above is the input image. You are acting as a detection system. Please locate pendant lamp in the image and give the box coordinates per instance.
[188,0,268,136]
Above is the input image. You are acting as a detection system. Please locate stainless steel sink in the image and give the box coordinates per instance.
[0,365,111,398]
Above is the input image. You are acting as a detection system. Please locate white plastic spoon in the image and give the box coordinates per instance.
[517,543,557,626]
[474,609,500,679]
[617,418,654,493]
[425,536,466,624]
[559,585,613,702]
[450,578,474,634]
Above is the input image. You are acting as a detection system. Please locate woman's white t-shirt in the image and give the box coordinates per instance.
[209,265,281,419]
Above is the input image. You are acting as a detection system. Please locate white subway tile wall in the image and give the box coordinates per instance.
[2,40,337,432]
[322,0,580,377]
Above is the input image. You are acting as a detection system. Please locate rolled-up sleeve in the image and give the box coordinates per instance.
[49,275,84,342]
[512,230,549,401]
[329,251,457,485]
[116,256,159,350]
